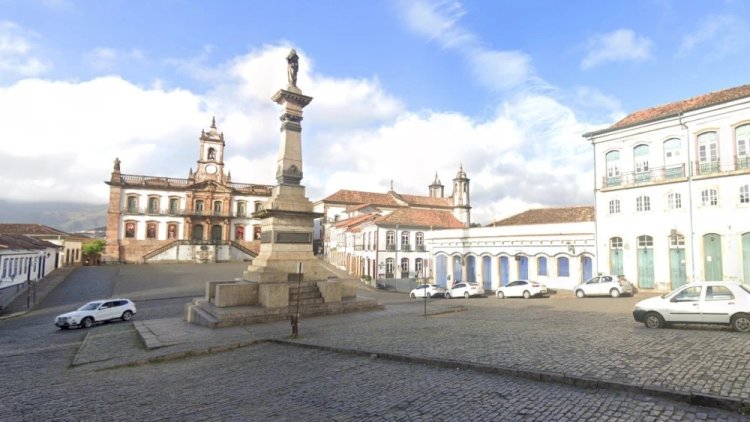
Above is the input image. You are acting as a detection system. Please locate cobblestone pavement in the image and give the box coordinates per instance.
[2,264,750,420]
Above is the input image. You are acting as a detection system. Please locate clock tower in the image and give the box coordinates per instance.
[194,117,227,183]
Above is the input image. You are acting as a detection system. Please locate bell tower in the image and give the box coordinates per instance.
[193,117,226,183]
[452,164,471,226]
[429,172,444,198]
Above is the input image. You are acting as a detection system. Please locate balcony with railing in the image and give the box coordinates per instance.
[122,207,238,218]
[602,156,750,190]
[401,244,411,252]
[415,244,426,252]
[386,244,396,252]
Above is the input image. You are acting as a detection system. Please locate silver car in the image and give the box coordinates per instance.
[409,284,446,298]
[574,275,634,298]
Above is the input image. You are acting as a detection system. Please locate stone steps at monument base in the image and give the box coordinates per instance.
[288,289,322,300]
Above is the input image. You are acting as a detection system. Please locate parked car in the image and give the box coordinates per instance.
[445,282,482,299]
[409,284,446,298]
[633,282,750,332]
[496,280,547,299]
[55,299,137,329]
[574,275,634,298]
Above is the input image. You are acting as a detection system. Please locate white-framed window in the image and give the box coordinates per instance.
[385,258,394,275]
[609,199,620,214]
[701,188,718,206]
[670,233,685,248]
[638,235,653,248]
[386,231,395,246]
[667,192,682,210]
[416,232,424,246]
[663,138,681,161]
[736,124,749,165]
[636,195,651,212]
[401,231,410,247]
[415,258,424,276]
[605,150,620,185]
[740,185,749,204]
[634,144,649,173]
[698,131,719,174]
[610,237,623,249]
[400,258,409,273]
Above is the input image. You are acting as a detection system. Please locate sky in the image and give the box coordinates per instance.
[2,0,749,224]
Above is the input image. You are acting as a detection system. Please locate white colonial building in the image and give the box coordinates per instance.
[0,234,59,309]
[584,84,750,290]
[104,118,272,263]
[426,206,595,291]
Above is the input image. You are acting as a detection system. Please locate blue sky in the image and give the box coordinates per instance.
[2,0,749,223]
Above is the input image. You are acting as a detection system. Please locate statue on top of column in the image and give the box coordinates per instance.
[287,49,299,88]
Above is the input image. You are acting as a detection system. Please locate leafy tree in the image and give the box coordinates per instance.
[82,239,106,257]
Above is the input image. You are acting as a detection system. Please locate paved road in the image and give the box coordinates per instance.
[0,264,747,421]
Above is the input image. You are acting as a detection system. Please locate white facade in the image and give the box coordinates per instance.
[426,221,596,291]
[586,88,750,290]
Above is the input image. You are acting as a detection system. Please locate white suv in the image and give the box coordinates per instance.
[55,299,137,329]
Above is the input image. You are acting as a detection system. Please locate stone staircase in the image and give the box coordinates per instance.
[288,281,324,307]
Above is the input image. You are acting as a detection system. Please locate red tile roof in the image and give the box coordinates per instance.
[320,189,452,209]
[489,206,594,226]
[0,234,59,250]
[375,208,465,229]
[587,84,750,136]
[333,213,380,229]
[0,224,71,236]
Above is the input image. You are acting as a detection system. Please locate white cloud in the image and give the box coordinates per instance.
[678,15,750,59]
[581,29,653,69]
[85,47,146,71]
[400,0,535,92]
[0,21,48,77]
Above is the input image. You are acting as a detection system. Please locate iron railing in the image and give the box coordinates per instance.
[602,156,750,190]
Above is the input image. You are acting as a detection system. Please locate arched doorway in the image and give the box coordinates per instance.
[581,255,593,282]
[211,225,222,243]
[482,256,492,290]
[637,235,654,288]
[670,233,687,288]
[743,233,750,285]
[466,256,476,283]
[453,256,462,282]
[192,224,204,242]
[436,255,448,287]
[517,255,528,280]
[499,256,509,286]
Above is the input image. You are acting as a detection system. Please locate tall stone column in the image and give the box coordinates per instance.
[104,158,123,263]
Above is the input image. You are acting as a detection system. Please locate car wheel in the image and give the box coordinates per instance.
[644,312,664,329]
[445,293,451,299]
[410,293,416,299]
[730,313,750,332]
[427,292,432,298]
[610,288,620,298]
[523,290,531,299]
[575,290,585,298]
[81,317,94,329]
[122,310,133,321]
[464,292,470,299]
[497,291,505,299]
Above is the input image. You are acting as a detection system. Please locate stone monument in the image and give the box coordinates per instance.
[186,50,382,328]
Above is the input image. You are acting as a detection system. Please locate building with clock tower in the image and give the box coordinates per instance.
[103,117,273,264]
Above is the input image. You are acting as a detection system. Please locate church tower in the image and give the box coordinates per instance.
[452,164,471,226]
[193,117,227,184]
[429,172,444,198]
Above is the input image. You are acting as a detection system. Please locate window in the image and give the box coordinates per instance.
[1,258,6,278]
[605,150,621,185]
[169,198,179,214]
[701,188,718,206]
[127,196,138,213]
[664,138,681,160]
[670,233,685,248]
[237,202,246,217]
[146,223,157,239]
[401,231,410,250]
[609,199,620,214]
[213,201,222,213]
[125,222,136,238]
[167,224,178,239]
[537,256,548,276]
[416,232,424,246]
[148,197,159,214]
[253,225,261,240]
[697,131,719,174]
[208,147,216,160]
[557,257,569,277]
[235,225,245,241]
[415,258,424,276]
[637,235,653,248]
[736,124,750,169]
[634,144,650,181]
[385,258,394,277]
[706,285,734,301]
[673,286,701,302]
[195,200,204,213]
[610,237,623,249]
[741,185,749,204]
[386,231,395,246]
[400,258,409,274]
[667,192,682,210]
[254,201,262,212]
[636,195,651,212]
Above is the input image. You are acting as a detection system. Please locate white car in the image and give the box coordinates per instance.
[574,274,634,298]
[496,280,547,299]
[409,284,446,298]
[445,282,482,299]
[633,282,750,332]
[55,299,137,329]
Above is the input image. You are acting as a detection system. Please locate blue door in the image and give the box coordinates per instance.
[483,256,492,289]
[500,256,509,286]
[466,256,476,283]
[518,256,529,280]
[453,256,463,282]
[436,255,447,287]
[582,256,593,282]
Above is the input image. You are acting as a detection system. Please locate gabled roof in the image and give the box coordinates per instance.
[585,84,750,137]
[374,208,465,229]
[345,203,382,213]
[0,224,71,236]
[320,189,452,208]
[489,206,594,227]
[333,213,380,229]
[0,234,59,250]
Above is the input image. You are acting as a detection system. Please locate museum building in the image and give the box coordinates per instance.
[103,118,272,263]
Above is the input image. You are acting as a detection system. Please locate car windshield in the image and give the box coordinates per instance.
[79,302,102,311]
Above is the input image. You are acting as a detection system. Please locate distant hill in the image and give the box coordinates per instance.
[0,200,107,233]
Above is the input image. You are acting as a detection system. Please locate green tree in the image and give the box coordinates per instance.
[82,239,106,264]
